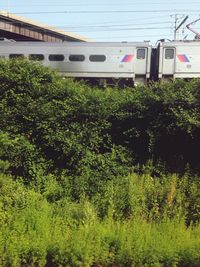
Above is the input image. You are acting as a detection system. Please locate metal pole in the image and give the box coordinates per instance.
[174,14,189,40]
[174,14,178,40]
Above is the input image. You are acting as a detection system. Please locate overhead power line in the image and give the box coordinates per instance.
[6,0,200,3]
[63,15,172,27]
[0,20,172,28]
[95,34,172,39]
[12,10,199,15]
[59,21,171,29]
[0,19,172,31]
[2,2,200,7]
[71,28,170,32]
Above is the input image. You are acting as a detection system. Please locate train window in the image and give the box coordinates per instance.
[69,54,85,62]
[137,49,145,59]
[49,54,64,61]
[29,54,44,61]
[9,54,24,59]
[165,49,174,59]
[89,55,106,62]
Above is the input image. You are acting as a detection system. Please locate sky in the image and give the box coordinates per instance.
[0,0,200,44]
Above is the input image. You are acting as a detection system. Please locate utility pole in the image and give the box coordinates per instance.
[172,14,189,40]
[174,14,179,40]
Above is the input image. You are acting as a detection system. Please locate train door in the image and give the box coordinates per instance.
[135,47,148,84]
[162,47,175,78]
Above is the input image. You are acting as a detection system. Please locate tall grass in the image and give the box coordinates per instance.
[0,173,199,267]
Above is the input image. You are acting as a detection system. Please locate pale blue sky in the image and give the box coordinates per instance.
[1,0,200,43]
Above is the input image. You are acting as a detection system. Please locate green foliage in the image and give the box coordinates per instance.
[0,59,200,175]
[0,59,200,266]
[0,131,47,180]
[91,171,200,224]
[0,173,199,267]
[0,173,51,266]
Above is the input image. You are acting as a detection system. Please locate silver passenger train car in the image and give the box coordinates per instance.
[0,41,152,85]
[1,39,200,85]
[157,40,200,80]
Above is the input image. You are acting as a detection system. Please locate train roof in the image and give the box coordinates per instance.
[159,40,200,47]
[0,40,151,47]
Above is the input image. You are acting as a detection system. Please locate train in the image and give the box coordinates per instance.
[1,38,200,86]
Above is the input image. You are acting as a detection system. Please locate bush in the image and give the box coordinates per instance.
[0,59,200,176]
